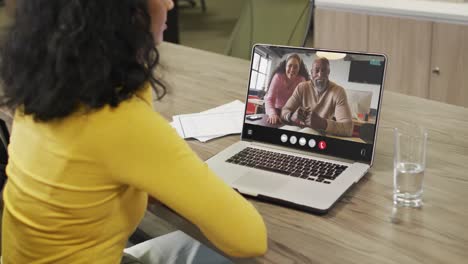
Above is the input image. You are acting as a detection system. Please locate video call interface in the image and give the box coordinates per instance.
[244,45,385,149]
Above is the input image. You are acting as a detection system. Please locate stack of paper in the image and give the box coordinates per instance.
[171,100,245,142]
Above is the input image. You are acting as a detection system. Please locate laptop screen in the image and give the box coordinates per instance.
[242,44,386,163]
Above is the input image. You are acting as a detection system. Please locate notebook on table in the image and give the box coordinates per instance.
[207,44,386,214]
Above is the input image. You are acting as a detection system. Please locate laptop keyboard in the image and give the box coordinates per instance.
[226,147,348,184]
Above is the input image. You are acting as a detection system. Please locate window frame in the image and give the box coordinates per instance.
[250,52,271,91]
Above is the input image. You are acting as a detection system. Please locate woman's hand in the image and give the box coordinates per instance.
[267,114,281,125]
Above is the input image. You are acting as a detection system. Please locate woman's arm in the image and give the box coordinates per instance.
[91,99,267,258]
[281,82,304,122]
[264,74,281,116]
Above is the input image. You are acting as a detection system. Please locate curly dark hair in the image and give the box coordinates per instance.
[0,0,166,122]
[266,53,310,90]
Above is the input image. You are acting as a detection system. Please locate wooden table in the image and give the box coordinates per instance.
[149,42,468,263]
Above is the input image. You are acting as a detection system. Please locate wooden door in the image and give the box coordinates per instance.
[368,16,432,98]
[429,22,468,107]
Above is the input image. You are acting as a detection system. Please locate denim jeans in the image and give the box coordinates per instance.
[122,231,233,264]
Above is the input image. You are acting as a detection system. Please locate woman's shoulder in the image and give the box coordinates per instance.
[272,72,286,82]
[268,73,287,90]
[78,93,169,156]
[292,75,307,87]
[85,91,159,136]
[296,75,306,82]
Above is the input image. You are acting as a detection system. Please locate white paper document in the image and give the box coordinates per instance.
[176,111,244,138]
[170,100,245,142]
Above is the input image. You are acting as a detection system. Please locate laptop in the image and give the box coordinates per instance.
[207,44,387,214]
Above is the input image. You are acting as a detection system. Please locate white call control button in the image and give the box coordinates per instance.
[308,139,316,148]
[299,137,306,146]
[281,134,288,143]
[289,136,297,144]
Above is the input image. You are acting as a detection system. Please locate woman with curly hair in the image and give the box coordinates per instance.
[264,54,309,125]
[0,0,267,263]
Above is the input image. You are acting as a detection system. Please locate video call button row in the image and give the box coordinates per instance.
[281,134,325,150]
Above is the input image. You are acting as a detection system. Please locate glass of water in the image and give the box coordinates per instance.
[393,125,428,207]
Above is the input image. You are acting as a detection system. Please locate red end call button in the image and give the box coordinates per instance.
[318,140,327,150]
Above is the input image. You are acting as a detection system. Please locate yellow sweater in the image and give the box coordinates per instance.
[1,85,267,263]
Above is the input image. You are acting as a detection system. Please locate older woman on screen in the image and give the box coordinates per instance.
[264,54,309,124]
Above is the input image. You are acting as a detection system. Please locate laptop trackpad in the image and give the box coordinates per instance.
[232,173,288,195]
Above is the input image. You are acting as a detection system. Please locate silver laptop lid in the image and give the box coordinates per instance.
[241,44,387,166]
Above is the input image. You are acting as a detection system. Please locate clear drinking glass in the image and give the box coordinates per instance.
[393,125,428,207]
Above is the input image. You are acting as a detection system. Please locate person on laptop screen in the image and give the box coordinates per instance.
[264,54,309,125]
[281,57,353,137]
